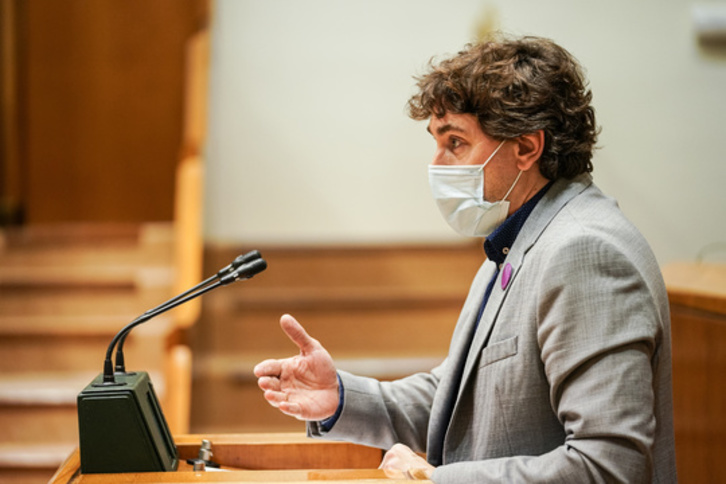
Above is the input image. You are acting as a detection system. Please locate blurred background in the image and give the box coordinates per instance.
[1,0,724,482]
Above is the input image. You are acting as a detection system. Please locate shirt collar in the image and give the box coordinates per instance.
[483,182,553,266]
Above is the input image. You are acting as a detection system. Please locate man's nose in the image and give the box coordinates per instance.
[431,147,446,165]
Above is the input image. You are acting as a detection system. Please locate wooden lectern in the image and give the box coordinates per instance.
[662,262,726,483]
[48,433,433,483]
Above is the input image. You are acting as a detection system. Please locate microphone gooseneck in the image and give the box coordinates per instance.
[102,251,267,384]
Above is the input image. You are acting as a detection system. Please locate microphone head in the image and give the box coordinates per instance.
[220,257,267,285]
[232,250,261,269]
[237,258,267,278]
[217,250,262,278]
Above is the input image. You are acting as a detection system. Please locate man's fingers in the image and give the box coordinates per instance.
[280,314,317,354]
[379,444,434,479]
[257,376,281,392]
[263,391,303,418]
[278,401,303,418]
[263,389,288,406]
[254,359,282,378]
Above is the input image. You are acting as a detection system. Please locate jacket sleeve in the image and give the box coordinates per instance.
[307,363,445,453]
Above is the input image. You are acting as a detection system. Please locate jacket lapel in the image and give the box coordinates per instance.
[426,260,496,465]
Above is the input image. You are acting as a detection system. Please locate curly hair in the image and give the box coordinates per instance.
[407,34,599,180]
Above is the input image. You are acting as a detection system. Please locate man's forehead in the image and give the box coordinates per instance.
[427,113,479,136]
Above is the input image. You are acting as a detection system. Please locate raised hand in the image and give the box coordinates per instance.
[253,314,340,421]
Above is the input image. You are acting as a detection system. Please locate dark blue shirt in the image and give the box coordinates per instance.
[475,181,553,323]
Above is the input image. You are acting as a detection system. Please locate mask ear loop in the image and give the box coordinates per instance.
[479,140,507,171]
[502,169,524,202]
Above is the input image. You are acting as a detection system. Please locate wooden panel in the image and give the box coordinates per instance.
[663,262,726,315]
[664,263,726,483]
[49,434,424,483]
[203,245,484,294]
[670,304,726,483]
[199,305,460,358]
[174,433,384,470]
[16,0,206,223]
[191,373,308,434]
[190,243,484,434]
[1,0,23,223]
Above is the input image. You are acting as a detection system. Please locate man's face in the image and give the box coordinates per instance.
[427,112,520,203]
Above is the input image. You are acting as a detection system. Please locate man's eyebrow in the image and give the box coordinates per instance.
[426,123,467,136]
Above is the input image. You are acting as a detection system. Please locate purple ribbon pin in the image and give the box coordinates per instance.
[501,263,512,290]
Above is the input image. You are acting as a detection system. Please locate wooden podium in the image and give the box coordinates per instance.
[662,262,726,483]
[48,433,432,483]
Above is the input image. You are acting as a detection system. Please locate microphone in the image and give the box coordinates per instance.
[77,252,267,474]
[113,251,264,375]
[217,250,262,278]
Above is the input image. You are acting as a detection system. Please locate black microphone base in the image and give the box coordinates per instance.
[77,371,178,474]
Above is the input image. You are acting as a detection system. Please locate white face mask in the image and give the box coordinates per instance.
[428,140,523,237]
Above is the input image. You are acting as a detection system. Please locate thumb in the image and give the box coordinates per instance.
[280,314,317,355]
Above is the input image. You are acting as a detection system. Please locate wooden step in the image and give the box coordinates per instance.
[0,403,78,445]
[0,443,72,484]
[0,371,95,406]
[0,222,173,249]
[0,370,166,445]
[0,316,172,372]
[0,264,174,290]
[0,222,189,481]
[0,443,75,469]
[0,223,175,290]
[0,286,176,324]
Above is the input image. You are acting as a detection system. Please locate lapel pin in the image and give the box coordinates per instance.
[501,263,512,290]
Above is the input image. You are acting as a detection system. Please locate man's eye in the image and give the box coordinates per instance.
[449,138,462,149]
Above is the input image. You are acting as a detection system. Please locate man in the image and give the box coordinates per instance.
[254,34,677,483]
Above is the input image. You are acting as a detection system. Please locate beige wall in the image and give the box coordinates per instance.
[204,0,726,265]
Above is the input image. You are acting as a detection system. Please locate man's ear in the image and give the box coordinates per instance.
[514,130,545,171]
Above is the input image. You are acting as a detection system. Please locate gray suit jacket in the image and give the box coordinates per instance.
[309,174,677,483]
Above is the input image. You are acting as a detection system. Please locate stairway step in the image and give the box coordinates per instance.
[0,318,172,373]
[0,265,174,290]
[0,443,73,484]
[0,371,166,445]
[0,372,96,405]
[0,286,172,320]
[0,315,139,337]
[0,312,174,335]
[0,223,175,290]
[0,222,173,249]
[0,443,75,469]
[0,371,166,406]
[0,403,78,445]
